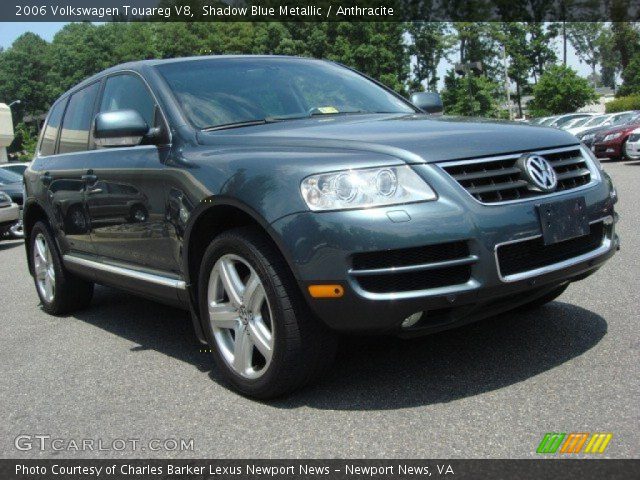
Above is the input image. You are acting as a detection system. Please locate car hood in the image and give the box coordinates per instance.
[197,114,579,163]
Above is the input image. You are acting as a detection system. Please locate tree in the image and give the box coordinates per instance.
[0,33,55,121]
[566,22,605,87]
[525,22,557,83]
[499,23,534,117]
[597,26,619,89]
[441,69,501,117]
[528,65,598,116]
[49,23,116,94]
[618,53,640,96]
[610,21,639,71]
[407,22,453,92]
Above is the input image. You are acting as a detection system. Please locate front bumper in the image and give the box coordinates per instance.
[594,141,623,159]
[271,164,617,334]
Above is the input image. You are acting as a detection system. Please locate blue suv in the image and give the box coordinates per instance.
[23,56,618,398]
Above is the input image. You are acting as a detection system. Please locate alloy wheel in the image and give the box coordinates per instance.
[33,233,55,303]
[206,254,274,379]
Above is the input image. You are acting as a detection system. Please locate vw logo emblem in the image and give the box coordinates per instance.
[517,154,557,192]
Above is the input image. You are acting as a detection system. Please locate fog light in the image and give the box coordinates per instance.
[402,311,423,328]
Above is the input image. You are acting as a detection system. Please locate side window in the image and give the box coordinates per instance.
[39,99,67,156]
[58,82,100,154]
[99,74,155,127]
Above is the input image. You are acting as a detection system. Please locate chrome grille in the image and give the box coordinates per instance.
[438,147,594,204]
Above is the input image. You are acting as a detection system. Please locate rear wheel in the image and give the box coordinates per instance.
[29,221,94,315]
[198,227,337,399]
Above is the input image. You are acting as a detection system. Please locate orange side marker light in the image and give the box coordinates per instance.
[308,285,344,298]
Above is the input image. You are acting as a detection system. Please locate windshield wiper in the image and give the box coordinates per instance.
[201,119,269,132]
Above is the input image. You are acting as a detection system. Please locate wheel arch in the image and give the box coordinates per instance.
[183,196,302,323]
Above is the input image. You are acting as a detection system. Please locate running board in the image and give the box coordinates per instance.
[63,255,186,290]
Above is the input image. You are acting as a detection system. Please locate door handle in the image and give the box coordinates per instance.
[81,174,98,184]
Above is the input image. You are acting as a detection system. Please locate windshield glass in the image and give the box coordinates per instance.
[571,117,591,128]
[584,115,609,127]
[156,58,415,129]
[0,169,22,184]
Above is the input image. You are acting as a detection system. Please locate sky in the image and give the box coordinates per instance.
[0,21,592,89]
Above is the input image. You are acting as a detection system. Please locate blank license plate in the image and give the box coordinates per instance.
[537,197,589,245]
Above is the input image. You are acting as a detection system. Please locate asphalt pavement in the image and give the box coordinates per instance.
[1,160,638,459]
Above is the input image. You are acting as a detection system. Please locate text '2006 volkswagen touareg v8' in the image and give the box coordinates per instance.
[23,56,619,398]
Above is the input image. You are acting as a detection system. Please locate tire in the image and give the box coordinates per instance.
[29,221,94,315]
[516,283,569,311]
[198,226,337,399]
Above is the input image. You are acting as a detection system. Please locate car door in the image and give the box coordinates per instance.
[41,83,101,256]
[84,72,178,273]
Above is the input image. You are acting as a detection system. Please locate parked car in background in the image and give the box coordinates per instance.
[528,116,550,125]
[548,113,593,129]
[0,191,20,240]
[624,128,640,159]
[575,112,640,148]
[561,115,596,130]
[569,114,614,136]
[0,168,24,238]
[0,162,31,176]
[592,119,640,161]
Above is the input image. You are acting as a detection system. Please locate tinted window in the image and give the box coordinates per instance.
[100,74,155,126]
[157,58,414,129]
[40,99,66,156]
[59,82,100,154]
[0,169,22,184]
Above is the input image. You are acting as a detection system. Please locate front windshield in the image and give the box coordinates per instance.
[571,117,591,128]
[157,58,415,129]
[0,169,22,184]
[611,113,634,125]
[584,115,609,127]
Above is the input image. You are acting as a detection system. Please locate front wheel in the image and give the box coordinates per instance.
[198,227,337,399]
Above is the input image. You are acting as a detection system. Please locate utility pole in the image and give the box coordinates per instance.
[503,44,512,120]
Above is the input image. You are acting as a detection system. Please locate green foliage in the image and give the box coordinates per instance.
[441,70,501,117]
[0,33,55,119]
[605,95,640,113]
[566,22,605,85]
[408,22,453,92]
[528,65,598,116]
[9,122,38,160]
[618,53,640,97]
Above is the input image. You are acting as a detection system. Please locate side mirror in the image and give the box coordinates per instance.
[410,92,444,115]
[94,110,149,148]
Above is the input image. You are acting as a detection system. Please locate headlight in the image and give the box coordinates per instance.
[580,133,594,141]
[603,132,622,142]
[300,165,436,211]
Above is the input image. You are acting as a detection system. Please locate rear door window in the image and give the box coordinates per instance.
[58,82,100,154]
[39,99,67,156]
